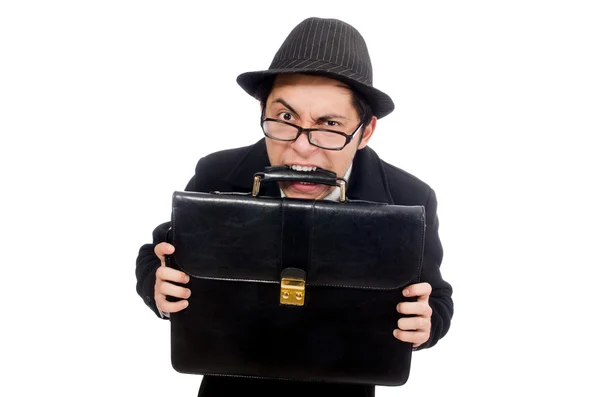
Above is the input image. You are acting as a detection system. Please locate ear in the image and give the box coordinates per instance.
[357,116,377,150]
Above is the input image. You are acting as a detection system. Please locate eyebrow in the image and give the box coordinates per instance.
[271,97,349,121]
[318,113,349,121]
[272,98,299,116]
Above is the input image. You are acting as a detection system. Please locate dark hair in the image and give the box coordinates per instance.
[256,74,374,126]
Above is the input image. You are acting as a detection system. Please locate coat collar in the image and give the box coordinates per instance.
[224,138,394,204]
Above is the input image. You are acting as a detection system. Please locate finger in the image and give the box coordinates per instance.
[396,301,432,317]
[156,295,189,314]
[156,266,190,284]
[402,282,432,302]
[397,316,430,332]
[393,329,429,345]
[154,242,175,264]
[157,280,191,300]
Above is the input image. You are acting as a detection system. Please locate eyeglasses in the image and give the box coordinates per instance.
[261,118,364,151]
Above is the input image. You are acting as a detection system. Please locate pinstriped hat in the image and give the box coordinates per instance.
[237,17,395,119]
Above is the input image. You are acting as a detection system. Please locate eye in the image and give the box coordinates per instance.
[326,120,341,127]
[278,112,295,122]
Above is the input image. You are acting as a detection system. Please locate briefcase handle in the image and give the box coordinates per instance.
[252,165,348,202]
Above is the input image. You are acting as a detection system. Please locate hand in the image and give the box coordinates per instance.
[154,242,191,314]
[394,282,432,348]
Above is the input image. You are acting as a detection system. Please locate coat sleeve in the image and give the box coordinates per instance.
[415,187,454,349]
[135,174,198,319]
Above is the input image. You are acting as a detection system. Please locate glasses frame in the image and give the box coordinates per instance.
[260,117,364,151]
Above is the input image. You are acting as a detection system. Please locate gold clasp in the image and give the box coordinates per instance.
[252,175,261,197]
[339,179,346,202]
[280,268,306,306]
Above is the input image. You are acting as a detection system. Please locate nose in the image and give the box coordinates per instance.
[290,129,317,155]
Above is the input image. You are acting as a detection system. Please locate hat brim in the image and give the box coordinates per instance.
[237,68,395,119]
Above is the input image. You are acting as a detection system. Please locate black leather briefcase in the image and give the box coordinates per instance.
[165,166,425,386]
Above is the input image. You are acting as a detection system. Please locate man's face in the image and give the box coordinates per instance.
[264,73,376,200]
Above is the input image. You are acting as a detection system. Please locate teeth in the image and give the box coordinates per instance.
[290,165,317,172]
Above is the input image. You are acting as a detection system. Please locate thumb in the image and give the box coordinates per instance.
[154,242,175,265]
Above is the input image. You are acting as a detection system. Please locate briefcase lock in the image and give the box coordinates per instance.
[280,268,306,306]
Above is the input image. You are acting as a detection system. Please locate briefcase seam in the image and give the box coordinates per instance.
[180,274,402,290]
[308,200,314,277]
[280,199,285,275]
[411,206,426,284]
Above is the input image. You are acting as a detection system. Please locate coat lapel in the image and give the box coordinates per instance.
[346,146,395,204]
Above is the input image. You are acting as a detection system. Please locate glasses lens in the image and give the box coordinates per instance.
[262,120,299,141]
[262,120,349,150]
[310,130,347,150]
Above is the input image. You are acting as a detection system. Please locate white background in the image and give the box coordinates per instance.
[1,1,599,396]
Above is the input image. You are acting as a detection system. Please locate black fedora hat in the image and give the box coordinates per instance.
[237,17,395,119]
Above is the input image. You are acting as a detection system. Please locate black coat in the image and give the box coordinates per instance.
[135,138,454,396]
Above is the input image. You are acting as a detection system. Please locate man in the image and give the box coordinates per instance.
[136,16,453,396]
